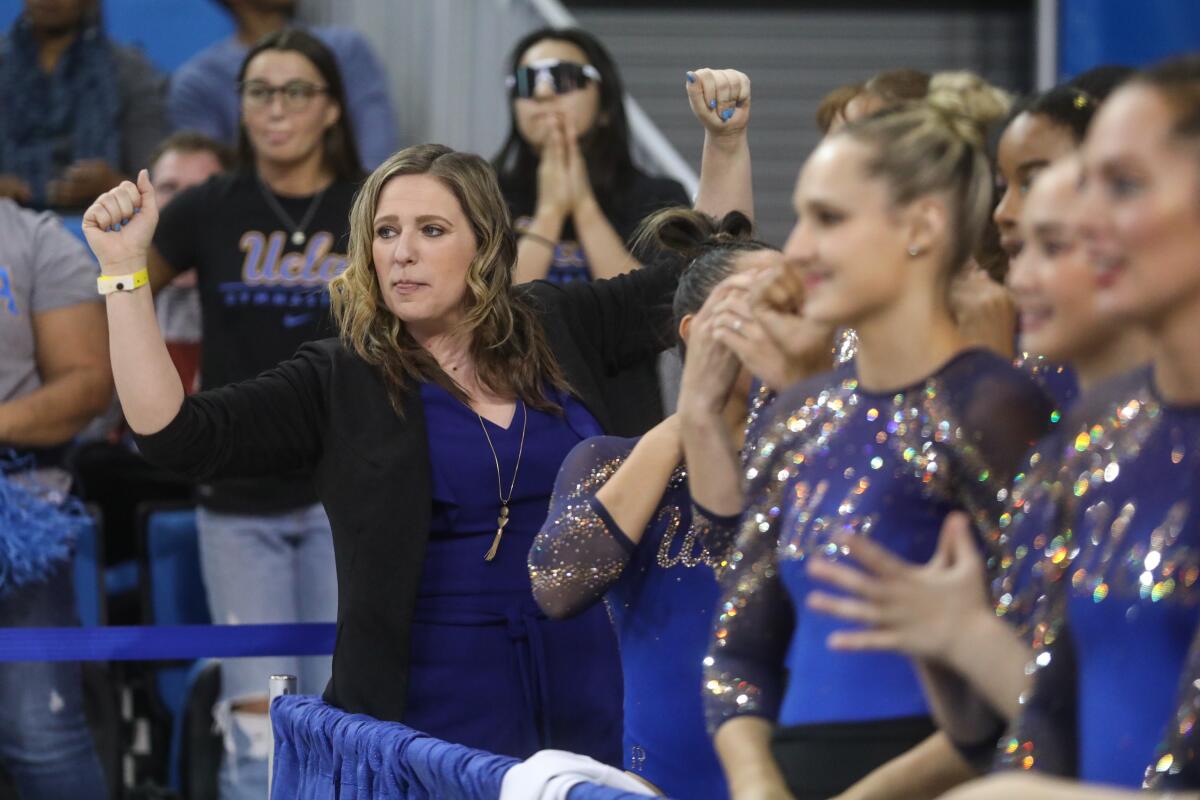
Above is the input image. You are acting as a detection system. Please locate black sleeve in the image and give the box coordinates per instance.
[949,360,1055,531]
[132,341,329,481]
[993,616,1079,778]
[962,369,1055,490]
[530,255,684,375]
[1146,620,1200,789]
[703,438,799,732]
[151,179,211,274]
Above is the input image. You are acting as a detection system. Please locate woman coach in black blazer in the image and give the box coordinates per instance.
[81,68,754,749]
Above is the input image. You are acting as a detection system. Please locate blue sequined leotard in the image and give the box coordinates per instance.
[529,435,738,799]
[704,349,1053,732]
[1000,367,1200,789]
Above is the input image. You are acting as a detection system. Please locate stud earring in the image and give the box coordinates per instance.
[907,245,922,257]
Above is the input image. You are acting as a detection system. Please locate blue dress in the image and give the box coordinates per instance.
[402,382,623,764]
[1000,367,1200,789]
[529,436,735,799]
[704,349,1053,734]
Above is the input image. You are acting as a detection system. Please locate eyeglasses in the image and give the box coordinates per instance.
[506,59,601,99]
[238,80,329,112]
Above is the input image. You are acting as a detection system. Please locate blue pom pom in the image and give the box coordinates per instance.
[0,452,85,596]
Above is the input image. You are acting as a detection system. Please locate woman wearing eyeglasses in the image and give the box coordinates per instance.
[494,28,694,436]
[136,29,362,800]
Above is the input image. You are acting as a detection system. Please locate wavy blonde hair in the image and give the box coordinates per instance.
[329,143,569,414]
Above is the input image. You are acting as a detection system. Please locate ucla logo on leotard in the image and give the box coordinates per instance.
[0,266,17,316]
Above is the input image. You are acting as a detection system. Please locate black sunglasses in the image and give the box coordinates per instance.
[506,59,602,99]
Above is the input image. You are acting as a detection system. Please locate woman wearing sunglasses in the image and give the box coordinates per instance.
[128,28,363,800]
[494,27,690,288]
[494,28,698,436]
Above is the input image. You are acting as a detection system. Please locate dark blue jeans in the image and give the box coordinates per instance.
[0,562,107,800]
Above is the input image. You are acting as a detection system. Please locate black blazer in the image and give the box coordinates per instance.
[134,261,680,722]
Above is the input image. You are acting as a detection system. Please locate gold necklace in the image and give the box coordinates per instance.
[477,399,528,561]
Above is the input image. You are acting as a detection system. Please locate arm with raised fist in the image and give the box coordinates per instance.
[688,67,754,223]
[82,172,324,480]
[82,171,184,436]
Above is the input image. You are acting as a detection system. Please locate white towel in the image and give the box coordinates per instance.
[499,749,660,800]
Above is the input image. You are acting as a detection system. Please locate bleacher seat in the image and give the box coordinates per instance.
[137,502,212,791]
[0,0,233,73]
[74,512,105,627]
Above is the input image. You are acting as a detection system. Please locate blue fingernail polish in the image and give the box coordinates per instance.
[709,99,717,109]
[721,108,734,121]
[113,223,121,232]
[686,71,695,83]
[122,218,130,226]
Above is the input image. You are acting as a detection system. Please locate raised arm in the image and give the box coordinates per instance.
[688,68,754,221]
[83,174,324,481]
[530,421,680,618]
[82,172,183,434]
[679,280,746,518]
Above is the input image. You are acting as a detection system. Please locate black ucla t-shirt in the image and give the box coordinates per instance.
[153,170,359,513]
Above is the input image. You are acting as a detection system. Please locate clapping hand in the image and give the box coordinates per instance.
[535,114,574,219]
[678,278,746,419]
[711,264,835,391]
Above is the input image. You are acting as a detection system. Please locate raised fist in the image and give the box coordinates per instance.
[685,68,751,138]
[82,169,160,276]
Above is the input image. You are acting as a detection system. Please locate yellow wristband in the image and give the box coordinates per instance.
[97,268,149,295]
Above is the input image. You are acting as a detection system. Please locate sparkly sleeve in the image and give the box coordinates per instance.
[950,359,1055,530]
[1145,621,1200,789]
[993,603,1079,778]
[528,437,638,619]
[703,462,796,731]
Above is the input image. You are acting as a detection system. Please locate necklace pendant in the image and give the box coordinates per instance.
[290,230,306,246]
[484,504,510,562]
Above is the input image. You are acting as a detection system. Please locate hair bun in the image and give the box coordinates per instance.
[924,71,1013,147]
[642,208,755,257]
